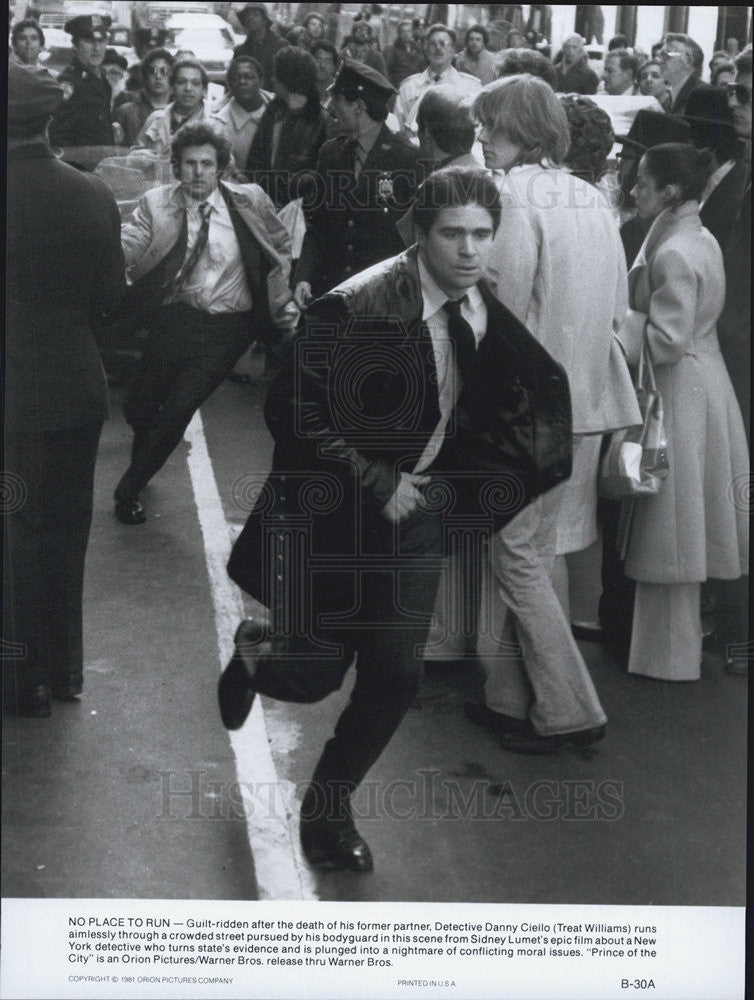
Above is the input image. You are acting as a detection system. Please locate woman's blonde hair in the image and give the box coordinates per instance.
[473,74,570,167]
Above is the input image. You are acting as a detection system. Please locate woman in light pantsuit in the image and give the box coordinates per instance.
[459,75,641,754]
[617,143,749,681]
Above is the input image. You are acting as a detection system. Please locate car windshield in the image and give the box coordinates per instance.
[171,27,233,50]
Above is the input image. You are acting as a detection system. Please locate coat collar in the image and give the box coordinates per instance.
[8,141,56,162]
[632,201,701,270]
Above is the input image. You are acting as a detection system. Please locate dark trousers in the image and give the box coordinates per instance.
[117,303,251,498]
[3,423,102,703]
[250,507,444,822]
[597,496,635,645]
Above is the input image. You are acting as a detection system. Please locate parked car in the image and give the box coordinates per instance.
[165,12,236,84]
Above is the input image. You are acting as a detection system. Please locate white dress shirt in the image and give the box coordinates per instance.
[414,256,487,473]
[395,66,482,140]
[168,186,253,314]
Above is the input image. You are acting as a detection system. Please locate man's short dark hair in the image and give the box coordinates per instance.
[608,34,629,51]
[170,121,232,175]
[170,57,209,89]
[735,47,753,76]
[227,54,263,84]
[412,166,501,236]
[274,45,319,101]
[416,87,475,157]
[664,33,704,74]
[606,48,640,79]
[310,40,338,64]
[498,49,558,89]
[141,46,174,82]
[11,18,45,48]
[465,24,489,47]
[426,23,456,47]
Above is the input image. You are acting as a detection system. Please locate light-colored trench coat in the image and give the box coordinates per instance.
[617,201,749,583]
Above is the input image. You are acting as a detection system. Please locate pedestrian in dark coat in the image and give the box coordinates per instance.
[233,2,287,91]
[5,65,126,717]
[683,86,748,254]
[245,46,328,208]
[554,35,599,95]
[49,13,115,152]
[222,168,571,872]
[384,19,426,88]
[294,60,422,305]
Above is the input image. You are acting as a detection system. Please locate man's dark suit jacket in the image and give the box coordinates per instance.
[669,76,706,116]
[6,142,126,436]
[700,157,749,254]
[228,246,572,619]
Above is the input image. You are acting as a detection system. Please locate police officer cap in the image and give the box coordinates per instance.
[238,3,271,26]
[64,13,112,40]
[8,62,64,124]
[331,59,396,104]
[134,26,169,48]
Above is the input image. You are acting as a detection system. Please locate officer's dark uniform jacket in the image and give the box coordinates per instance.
[228,245,572,618]
[49,56,115,147]
[295,123,422,296]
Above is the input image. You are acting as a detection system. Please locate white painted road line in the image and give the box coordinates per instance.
[184,411,318,901]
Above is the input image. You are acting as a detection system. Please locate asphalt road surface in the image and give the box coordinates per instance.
[2,360,748,906]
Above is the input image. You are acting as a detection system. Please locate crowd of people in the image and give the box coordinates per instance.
[5,4,750,874]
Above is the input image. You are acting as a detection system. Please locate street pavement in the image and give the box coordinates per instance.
[2,363,748,906]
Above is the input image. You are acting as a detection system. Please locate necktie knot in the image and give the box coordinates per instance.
[443,295,468,320]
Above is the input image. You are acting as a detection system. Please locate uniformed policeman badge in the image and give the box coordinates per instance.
[377,172,394,213]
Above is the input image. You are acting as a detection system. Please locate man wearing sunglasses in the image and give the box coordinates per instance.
[657,33,705,115]
[115,48,174,148]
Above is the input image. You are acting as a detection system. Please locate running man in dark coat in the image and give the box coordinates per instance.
[220,168,572,872]
[5,65,126,717]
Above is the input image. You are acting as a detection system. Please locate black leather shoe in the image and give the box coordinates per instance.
[464,701,531,736]
[300,820,374,873]
[21,685,52,718]
[217,619,266,730]
[114,496,146,525]
[498,724,606,756]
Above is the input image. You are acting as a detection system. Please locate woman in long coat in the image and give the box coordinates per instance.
[617,143,749,681]
[447,75,641,753]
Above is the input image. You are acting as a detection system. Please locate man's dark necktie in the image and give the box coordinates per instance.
[169,201,212,296]
[443,296,478,387]
[444,295,489,429]
[344,137,363,177]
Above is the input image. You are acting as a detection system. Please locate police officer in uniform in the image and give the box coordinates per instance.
[49,13,115,152]
[294,59,422,306]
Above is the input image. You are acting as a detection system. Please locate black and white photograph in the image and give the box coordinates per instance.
[2,3,750,999]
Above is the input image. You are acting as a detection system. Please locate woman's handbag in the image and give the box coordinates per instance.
[599,336,669,501]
